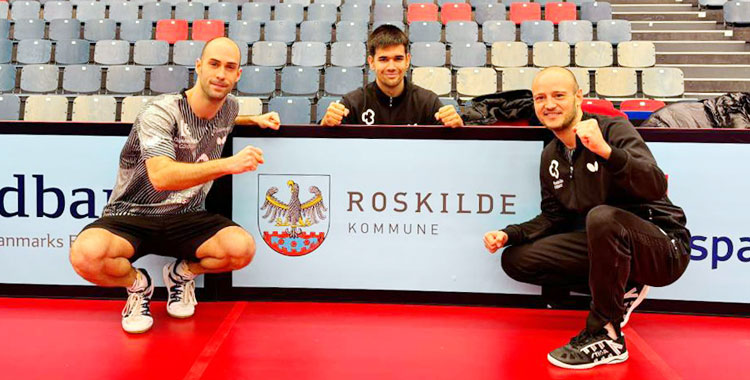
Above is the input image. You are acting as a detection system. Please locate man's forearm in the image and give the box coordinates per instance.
[147,157,232,191]
[235,115,260,126]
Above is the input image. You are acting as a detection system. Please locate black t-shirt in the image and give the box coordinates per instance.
[338,79,444,125]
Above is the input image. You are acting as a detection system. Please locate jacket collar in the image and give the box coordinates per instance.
[372,77,412,108]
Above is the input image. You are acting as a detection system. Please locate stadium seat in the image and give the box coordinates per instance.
[407,3,439,23]
[251,41,287,67]
[49,19,81,41]
[55,39,90,65]
[558,20,593,45]
[237,66,277,96]
[324,67,363,95]
[106,65,146,94]
[501,67,539,91]
[44,1,73,21]
[532,41,570,67]
[409,21,442,42]
[450,42,486,67]
[568,67,591,95]
[0,20,9,40]
[595,67,637,97]
[412,66,452,96]
[374,4,404,23]
[76,2,107,22]
[580,2,611,24]
[229,20,261,44]
[574,41,613,67]
[300,21,334,43]
[336,21,368,42]
[62,65,102,93]
[120,20,153,43]
[410,42,446,67]
[509,2,541,25]
[331,41,366,67]
[268,96,312,124]
[642,67,684,97]
[192,19,225,41]
[24,95,69,121]
[291,41,327,67]
[150,66,189,94]
[617,41,655,68]
[482,20,516,44]
[208,2,239,22]
[11,1,41,21]
[308,3,338,23]
[173,40,205,66]
[544,2,576,24]
[121,96,154,123]
[176,2,206,22]
[619,99,665,120]
[445,21,478,44]
[724,1,750,25]
[72,95,117,122]
[141,2,172,23]
[440,3,472,24]
[491,41,528,67]
[520,20,554,45]
[94,40,130,65]
[17,39,52,65]
[156,19,189,44]
[340,4,371,23]
[475,4,506,25]
[456,67,497,97]
[133,40,170,65]
[237,96,264,116]
[84,19,116,41]
[596,19,631,45]
[281,66,320,96]
[275,3,304,24]
[108,2,139,23]
[0,94,21,121]
[13,19,45,40]
[0,64,17,92]
[0,40,11,64]
[264,20,296,44]
[316,96,341,123]
[242,3,271,24]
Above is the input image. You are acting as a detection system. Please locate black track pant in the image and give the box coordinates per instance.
[501,205,690,332]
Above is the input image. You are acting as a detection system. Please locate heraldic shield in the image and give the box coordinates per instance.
[258,174,330,256]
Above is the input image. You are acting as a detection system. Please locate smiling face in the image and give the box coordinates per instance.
[531,68,583,131]
[368,44,410,94]
[195,38,242,101]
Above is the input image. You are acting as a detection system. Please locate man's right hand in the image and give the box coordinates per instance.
[320,102,349,126]
[483,230,508,254]
[227,146,264,174]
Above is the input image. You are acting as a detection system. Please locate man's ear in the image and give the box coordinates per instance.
[367,55,375,71]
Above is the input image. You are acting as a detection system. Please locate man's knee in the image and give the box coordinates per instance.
[586,205,621,235]
[501,245,535,284]
[215,227,255,270]
[69,233,107,278]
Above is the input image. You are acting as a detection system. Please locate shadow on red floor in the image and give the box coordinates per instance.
[0,298,747,380]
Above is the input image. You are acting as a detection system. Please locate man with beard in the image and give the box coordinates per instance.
[70,37,281,333]
[320,25,463,127]
[483,67,691,369]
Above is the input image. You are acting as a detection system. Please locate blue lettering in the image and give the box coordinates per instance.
[0,174,28,217]
[738,237,750,263]
[711,236,733,270]
[1,175,110,219]
[689,235,708,261]
[34,174,64,218]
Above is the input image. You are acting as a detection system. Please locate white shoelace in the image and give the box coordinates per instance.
[122,291,149,318]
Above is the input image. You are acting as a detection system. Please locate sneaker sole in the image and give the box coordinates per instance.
[621,285,650,328]
[167,310,194,319]
[122,323,153,334]
[547,351,629,370]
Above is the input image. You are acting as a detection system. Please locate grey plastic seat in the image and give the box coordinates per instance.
[274,3,304,24]
[307,3,337,23]
[291,41,326,67]
[580,1,611,24]
[44,1,73,21]
[300,21,333,43]
[0,64,17,92]
[412,66,452,96]
[141,2,172,23]
[642,67,684,97]
[450,42,486,67]
[208,2,238,22]
[340,4,371,22]
[134,40,169,65]
[520,20,553,45]
[558,20,593,45]
[316,96,341,122]
[410,42,446,67]
[120,96,153,122]
[251,41,287,67]
[315,0,341,6]
[236,96,263,116]
[596,19,631,45]
[63,64,102,93]
[574,41,613,67]
[446,21,478,44]
[281,66,320,96]
[173,40,205,65]
[324,67,362,96]
[491,41,527,67]
[75,2,106,22]
[237,65,276,96]
[409,21,441,42]
[481,20,515,45]
[724,1,750,25]
[24,95,69,121]
[0,94,21,120]
[0,39,12,63]
[373,4,403,23]
[17,39,52,64]
[377,0,403,6]
[49,19,81,40]
[532,41,570,67]
[108,2,139,23]
[264,20,296,44]
[149,65,189,93]
[569,0,596,6]
[72,95,117,121]
[55,39,90,64]
[20,64,59,92]
[94,40,130,65]
[617,41,655,68]
[594,67,637,97]
[457,67,497,97]
[13,19,45,40]
[568,67,591,95]
[11,1,41,20]
[175,2,206,21]
[119,20,153,43]
[268,96,311,124]
[241,2,271,24]
[285,0,310,6]
[501,68,539,91]
[344,0,370,6]
[475,3,506,25]
[335,21,368,43]
[84,19,116,41]
[106,65,146,93]
[331,41,366,67]
[229,20,261,44]
[0,20,9,40]
[0,3,9,22]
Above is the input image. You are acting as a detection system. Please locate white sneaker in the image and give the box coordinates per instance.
[621,284,650,328]
[163,261,197,319]
[121,269,154,334]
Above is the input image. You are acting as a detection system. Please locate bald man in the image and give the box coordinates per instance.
[70,37,279,333]
[482,67,690,369]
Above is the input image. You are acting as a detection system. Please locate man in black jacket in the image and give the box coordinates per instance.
[483,67,690,369]
[319,25,463,127]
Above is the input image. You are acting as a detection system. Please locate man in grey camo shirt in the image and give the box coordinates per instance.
[70,37,281,334]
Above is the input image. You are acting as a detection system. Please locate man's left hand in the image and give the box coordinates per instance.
[254,112,281,130]
[434,105,464,128]
[572,118,611,159]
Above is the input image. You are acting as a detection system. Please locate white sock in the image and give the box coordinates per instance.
[174,260,197,281]
[126,269,148,293]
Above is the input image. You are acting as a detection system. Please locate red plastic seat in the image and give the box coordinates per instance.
[192,19,225,41]
[407,3,439,23]
[619,99,665,112]
[440,3,472,25]
[155,19,188,44]
[583,98,628,118]
[545,2,577,25]
[509,2,541,25]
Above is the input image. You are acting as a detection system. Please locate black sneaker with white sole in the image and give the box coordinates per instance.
[621,284,650,328]
[547,329,628,369]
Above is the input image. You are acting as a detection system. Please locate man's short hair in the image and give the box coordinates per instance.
[367,25,409,56]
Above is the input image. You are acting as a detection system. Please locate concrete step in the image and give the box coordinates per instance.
[630,21,723,30]
[653,41,750,52]
[632,30,736,40]
[613,10,723,22]
[685,80,750,92]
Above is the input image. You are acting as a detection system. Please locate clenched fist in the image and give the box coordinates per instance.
[572,118,611,159]
[226,145,264,174]
[320,101,349,127]
[483,230,508,254]
[434,105,464,128]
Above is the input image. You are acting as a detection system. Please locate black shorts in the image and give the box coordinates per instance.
[81,211,240,263]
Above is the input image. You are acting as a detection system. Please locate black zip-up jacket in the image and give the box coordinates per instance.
[503,113,691,249]
[338,78,443,125]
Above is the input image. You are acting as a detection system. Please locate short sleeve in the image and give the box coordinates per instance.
[136,102,177,160]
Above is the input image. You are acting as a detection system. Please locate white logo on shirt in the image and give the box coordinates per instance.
[549,160,560,179]
[587,161,599,173]
[362,109,375,125]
